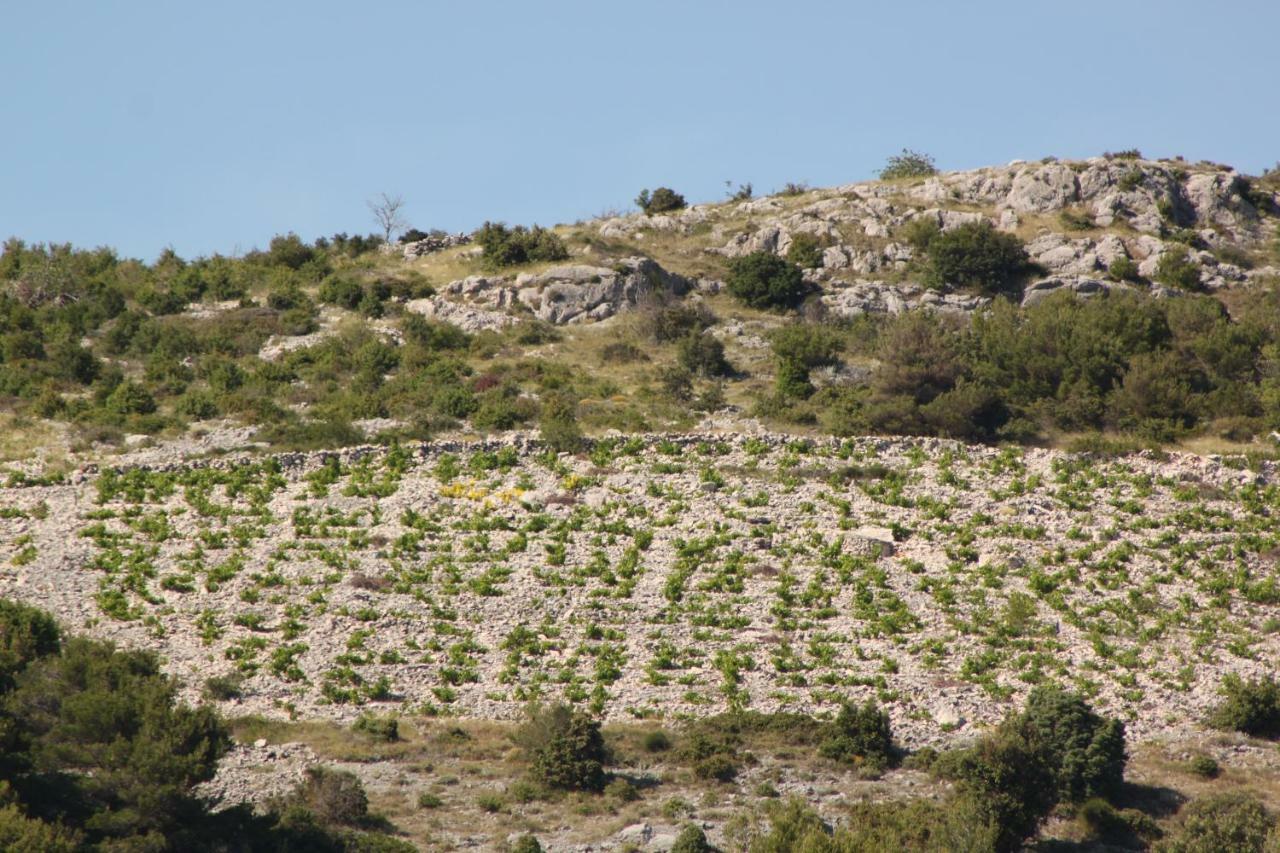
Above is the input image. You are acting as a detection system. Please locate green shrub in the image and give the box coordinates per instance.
[1078,798,1160,846]
[818,701,894,770]
[643,730,672,752]
[417,791,443,809]
[600,342,649,364]
[539,393,583,454]
[1154,250,1203,291]
[785,233,826,269]
[677,331,732,378]
[1159,792,1276,853]
[693,753,737,782]
[879,149,937,180]
[901,216,941,251]
[511,834,544,853]
[604,777,639,802]
[0,805,81,853]
[1015,687,1127,803]
[352,714,400,742]
[647,303,713,342]
[923,221,1030,295]
[935,727,1057,853]
[475,222,568,269]
[636,187,687,215]
[726,252,807,310]
[770,324,843,398]
[516,703,608,792]
[1109,256,1142,282]
[1208,674,1280,738]
[671,823,712,853]
[203,673,244,701]
[0,598,61,687]
[1189,754,1221,779]
[104,380,157,415]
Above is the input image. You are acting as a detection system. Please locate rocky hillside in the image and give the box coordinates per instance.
[402,155,1277,329]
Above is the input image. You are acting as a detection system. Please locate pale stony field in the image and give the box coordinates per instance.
[3,433,1278,750]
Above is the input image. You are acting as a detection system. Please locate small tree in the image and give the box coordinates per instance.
[368,193,407,243]
[636,187,687,215]
[726,252,807,310]
[516,703,607,792]
[879,149,937,180]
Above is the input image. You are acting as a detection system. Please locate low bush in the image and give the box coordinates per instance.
[677,331,732,378]
[475,222,568,269]
[879,149,937,180]
[671,823,712,853]
[726,252,807,310]
[1208,674,1280,737]
[352,713,400,742]
[539,392,583,454]
[636,187,687,215]
[785,233,826,269]
[818,701,894,770]
[1154,249,1203,291]
[1109,256,1142,282]
[1159,792,1276,853]
[289,766,370,826]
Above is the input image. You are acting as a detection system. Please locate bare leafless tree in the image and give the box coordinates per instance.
[368,193,407,243]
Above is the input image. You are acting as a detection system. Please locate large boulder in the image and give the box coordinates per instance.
[514,257,692,324]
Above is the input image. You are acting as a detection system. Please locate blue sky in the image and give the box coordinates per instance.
[3,0,1277,261]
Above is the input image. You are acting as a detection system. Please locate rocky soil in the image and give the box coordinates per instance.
[3,433,1278,750]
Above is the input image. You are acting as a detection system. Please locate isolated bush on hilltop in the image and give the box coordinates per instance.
[879,148,938,180]
[636,186,687,215]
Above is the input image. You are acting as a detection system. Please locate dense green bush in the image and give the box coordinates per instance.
[671,823,712,853]
[726,252,807,310]
[636,187,687,215]
[879,149,938,180]
[1208,674,1280,738]
[516,703,608,792]
[770,324,843,398]
[818,701,894,770]
[936,726,1058,853]
[922,221,1031,295]
[1109,256,1142,282]
[677,331,732,377]
[474,222,569,269]
[539,392,583,453]
[1015,687,1127,803]
[1154,249,1203,290]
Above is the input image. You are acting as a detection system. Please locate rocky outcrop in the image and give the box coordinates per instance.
[409,257,692,328]
[399,232,472,259]
[821,281,989,317]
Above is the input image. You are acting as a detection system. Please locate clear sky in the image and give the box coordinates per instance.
[3,0,1277,261]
